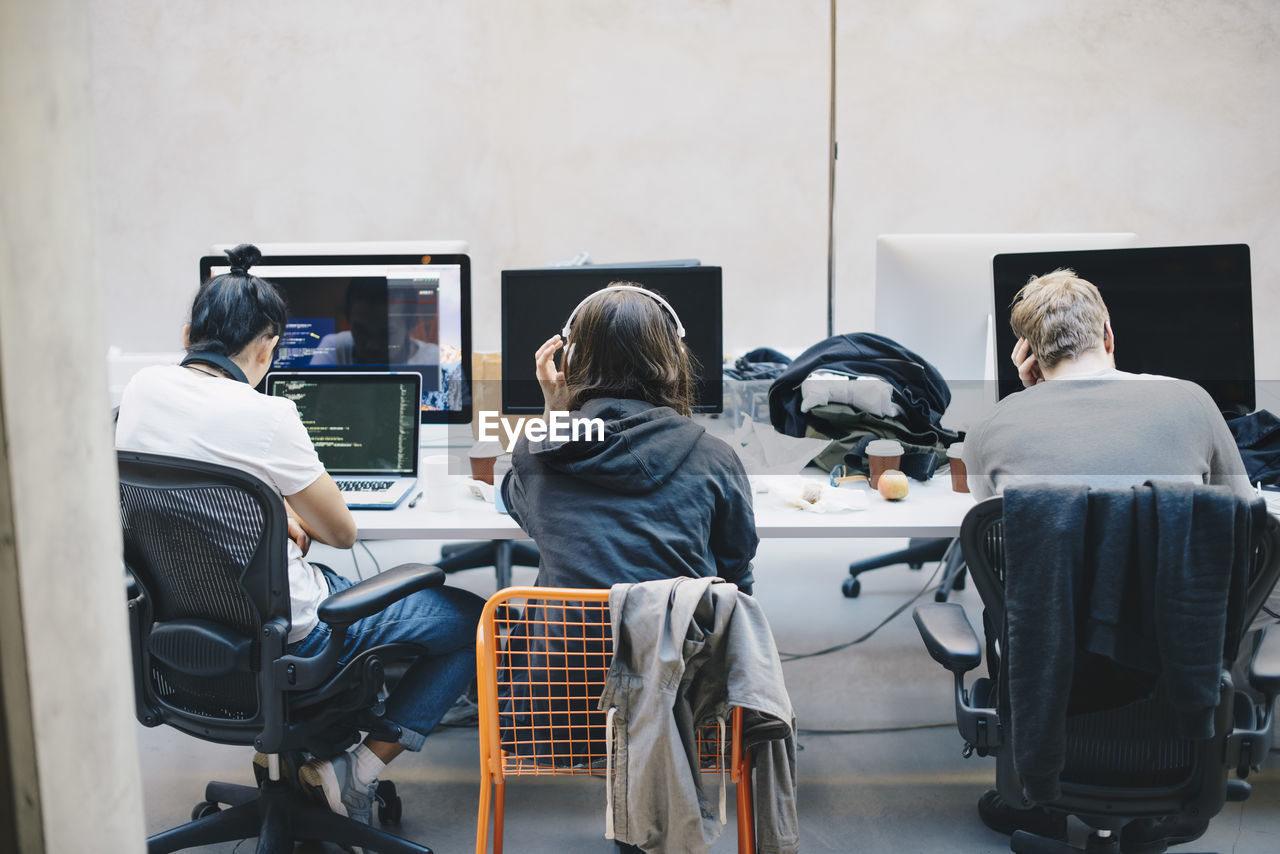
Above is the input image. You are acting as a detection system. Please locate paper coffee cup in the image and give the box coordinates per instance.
[468,440,504,485]
[947,442,969,493]
[865,438,904,488]
[423,454,459,512]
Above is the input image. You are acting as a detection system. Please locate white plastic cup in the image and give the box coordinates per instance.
[422,454,459,512]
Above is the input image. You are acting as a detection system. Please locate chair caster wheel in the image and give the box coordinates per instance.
[191,801,221,821]
[841,578,861,598]
[376,780,402,824]
[934,589,949,603]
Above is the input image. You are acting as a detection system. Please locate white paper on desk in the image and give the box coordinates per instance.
[768,480,869,513]
[464,478,495,503]
[730,417,831,475]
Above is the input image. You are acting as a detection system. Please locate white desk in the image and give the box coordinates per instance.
[352,473,973,588]
[352,473,974,541]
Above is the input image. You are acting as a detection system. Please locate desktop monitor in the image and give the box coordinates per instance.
[501,265,723,414]
[992,244,1254,415]
[199,252,472,423]
[875,233,1140,431]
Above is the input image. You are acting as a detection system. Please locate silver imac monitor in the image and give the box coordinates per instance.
[874,232,1139,431]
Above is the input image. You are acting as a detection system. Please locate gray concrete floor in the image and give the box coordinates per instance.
[137,536,1280,853]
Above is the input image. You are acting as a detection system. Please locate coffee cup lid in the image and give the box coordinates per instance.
[469,440,504,458]
[866,438,904,456]
[946,442,965,459]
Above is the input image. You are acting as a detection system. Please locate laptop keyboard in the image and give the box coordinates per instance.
[337,480,395,493]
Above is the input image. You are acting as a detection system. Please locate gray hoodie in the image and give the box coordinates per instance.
[599,577,798,854]
[503,397,757,592]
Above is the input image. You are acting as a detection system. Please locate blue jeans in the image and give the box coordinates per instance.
[290,567,485,751]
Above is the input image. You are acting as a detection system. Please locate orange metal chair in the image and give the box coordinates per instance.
[475,586,756,854]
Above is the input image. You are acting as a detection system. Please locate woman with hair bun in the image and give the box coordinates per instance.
[116,243,484,833]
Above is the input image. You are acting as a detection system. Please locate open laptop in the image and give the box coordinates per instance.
[266,371,421,509]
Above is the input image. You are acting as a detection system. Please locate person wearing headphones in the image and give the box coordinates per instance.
[497,284,759,854]
[500,282,758,592]
[116,244,485,840]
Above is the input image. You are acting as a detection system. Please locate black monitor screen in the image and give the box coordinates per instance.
[992,244,1253,414]
[501,266,723,414]
[199,253,471,423]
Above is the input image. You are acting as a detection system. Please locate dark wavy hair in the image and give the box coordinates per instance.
[562,283,697,416]
[187,244,287,357]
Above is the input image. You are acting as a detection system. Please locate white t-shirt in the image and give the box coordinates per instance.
[116,364,330,642]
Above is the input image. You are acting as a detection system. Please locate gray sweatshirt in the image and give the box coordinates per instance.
[599,576,798,854]
[963,371,1254,502]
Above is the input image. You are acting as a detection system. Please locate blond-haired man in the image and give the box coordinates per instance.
[963,269,1253,501]
[960,269,1256,844]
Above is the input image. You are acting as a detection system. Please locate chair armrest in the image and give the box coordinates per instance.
[914,603,982,674]
[318,563,446,627]
[1249,625,1280,699]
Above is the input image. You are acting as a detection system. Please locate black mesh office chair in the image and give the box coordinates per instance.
[120,450,445,854]
[914,490,1280,854]
[841,536,964,599]
[438,539,540,589]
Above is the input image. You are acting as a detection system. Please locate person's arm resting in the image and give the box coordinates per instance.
[1193,385,1255,501]
[286,474,358,549]
[711,460,759,594]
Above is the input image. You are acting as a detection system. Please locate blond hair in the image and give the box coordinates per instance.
[1009,269,1109,369]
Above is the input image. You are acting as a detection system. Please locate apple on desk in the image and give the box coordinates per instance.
[876,469,910,501]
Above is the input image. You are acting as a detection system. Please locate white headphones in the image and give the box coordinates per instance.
[561,284,686,340]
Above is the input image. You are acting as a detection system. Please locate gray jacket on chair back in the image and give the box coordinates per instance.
[599,576,798,854]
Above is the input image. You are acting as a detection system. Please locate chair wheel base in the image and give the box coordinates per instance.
[841,578,861,598]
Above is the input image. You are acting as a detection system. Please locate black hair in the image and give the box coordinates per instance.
[187,244,288,357]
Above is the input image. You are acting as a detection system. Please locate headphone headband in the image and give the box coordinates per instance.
[180,351,250,384]
[561,284,686,340]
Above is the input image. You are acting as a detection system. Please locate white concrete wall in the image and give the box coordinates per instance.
[834,0,1280,384]
[1,0,146,851]
[91,0,831,356]
[92,1,1278,377]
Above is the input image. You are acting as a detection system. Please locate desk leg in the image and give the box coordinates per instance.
[495,540,513,590]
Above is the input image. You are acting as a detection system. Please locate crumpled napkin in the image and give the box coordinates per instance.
[762,478,869,513]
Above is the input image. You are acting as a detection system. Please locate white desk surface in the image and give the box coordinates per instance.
[352,473,976,541]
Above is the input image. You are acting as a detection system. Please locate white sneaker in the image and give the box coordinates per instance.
[299,751,377,832]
